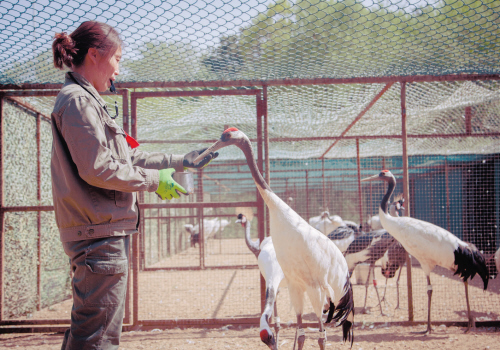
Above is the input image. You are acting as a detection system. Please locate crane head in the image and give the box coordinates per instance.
[193,127,246,165]
[235,213,247,226]
[260,328,277,350]
[361,169,394,182]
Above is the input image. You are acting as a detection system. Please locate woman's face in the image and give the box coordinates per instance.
[94,46,121,92]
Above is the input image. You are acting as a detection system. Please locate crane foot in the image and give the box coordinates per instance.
[318,337,327,350]
[297,335,305,350]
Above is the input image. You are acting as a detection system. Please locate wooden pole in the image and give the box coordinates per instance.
[401,82,414,322]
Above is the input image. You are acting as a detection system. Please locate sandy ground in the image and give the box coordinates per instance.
[3,238,500,350]
[0,324,499,350]
[15,239,500,325]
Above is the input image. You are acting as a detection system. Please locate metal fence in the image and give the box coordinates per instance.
[0,76,499,333]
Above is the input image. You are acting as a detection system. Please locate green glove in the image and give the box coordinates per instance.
[155,168,187,200]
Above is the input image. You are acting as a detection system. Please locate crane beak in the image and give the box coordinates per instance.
[360,174,380,182]
[193,139,225,165]
[235,219,242,224]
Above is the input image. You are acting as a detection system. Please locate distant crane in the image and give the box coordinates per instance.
[380,241,407,309]
[195,128,354,350]
[344,229,395,315]
[184,218,230,248]
[236,213,286,350]
[309,211,344,235]
[362,170,489,333]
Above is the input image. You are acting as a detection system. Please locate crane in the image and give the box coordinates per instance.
[380,241,406,309]
[184,218,229,248]
[309,211,344,235]
[344,229,395,315]
[362,170,489,333]
[236,213,286,350]
[195,128,354,350]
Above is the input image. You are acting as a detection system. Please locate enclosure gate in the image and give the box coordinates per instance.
[129,88,268,327]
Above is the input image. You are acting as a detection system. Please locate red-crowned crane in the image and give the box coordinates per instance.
[343,229,395,316]
[380,241,407,309]
[184,218,230,247]
[236,213,286,350]
[309,211,344,235]
[195,128,354,350]
[362,170,489,333]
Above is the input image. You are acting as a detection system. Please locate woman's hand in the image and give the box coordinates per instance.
[183,148,219,168]
[155,169,187,200]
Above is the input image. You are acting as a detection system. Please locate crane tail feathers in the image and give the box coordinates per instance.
[342,319,354,348]
[325,300,335,324]
[330,275,354,346]
[454,245,489,290]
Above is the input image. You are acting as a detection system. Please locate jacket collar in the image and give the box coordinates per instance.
[65,72,107,108]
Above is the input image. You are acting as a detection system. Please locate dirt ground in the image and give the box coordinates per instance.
[0,324,499,350]
[3,238,500,349]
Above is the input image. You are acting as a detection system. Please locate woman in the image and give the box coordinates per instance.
[51,21,217,349]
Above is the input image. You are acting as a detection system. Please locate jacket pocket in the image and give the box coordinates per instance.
[104,119,129,161]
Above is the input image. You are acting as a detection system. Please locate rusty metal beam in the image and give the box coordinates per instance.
[132,89,261,99]
[320,83,394,158]
[0,94,4,321]
[401,82,414,322]
[2,73,499,90]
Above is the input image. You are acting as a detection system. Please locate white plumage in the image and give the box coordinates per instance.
[184,218,229,247]
[236,213,286,350]
[196,128,354,350]
[362,170,489,333]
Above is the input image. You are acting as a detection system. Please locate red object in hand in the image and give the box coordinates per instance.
[124,131,140,149]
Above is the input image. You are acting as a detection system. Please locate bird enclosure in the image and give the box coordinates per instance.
[1,0,500,335]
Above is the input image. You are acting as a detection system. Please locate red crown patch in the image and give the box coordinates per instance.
[223,127,239,133]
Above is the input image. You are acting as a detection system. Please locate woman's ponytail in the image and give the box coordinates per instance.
[52,21,122,70]
[52,32,77,69]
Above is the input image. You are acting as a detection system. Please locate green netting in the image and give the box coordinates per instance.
[1,0,500,85]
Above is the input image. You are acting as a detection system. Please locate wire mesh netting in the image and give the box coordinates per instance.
[1,0,500,85]
[1,0,500,333]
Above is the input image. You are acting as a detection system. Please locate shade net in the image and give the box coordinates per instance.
[1,0,499,331]
[1,0,500,85]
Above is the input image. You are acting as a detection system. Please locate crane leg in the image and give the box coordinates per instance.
[380,277,389,305]
[317,315,326,350]
[395,263,404,310]
[361,266,372,314]
[412,276,432,335]
[464,281,475,333]
[273,302,280,349]
[292,314,305,350]
[371,264,388,316]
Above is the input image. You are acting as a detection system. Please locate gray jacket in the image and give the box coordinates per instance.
[51,72,183,242]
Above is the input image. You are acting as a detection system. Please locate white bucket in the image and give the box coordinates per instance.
[354,263,371,285]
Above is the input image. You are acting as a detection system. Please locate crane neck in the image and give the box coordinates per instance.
[237,138,272,192]
[243,221,260,257]
[381,177,396,215]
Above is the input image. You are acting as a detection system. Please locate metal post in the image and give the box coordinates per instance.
[305,170,309,221]
[401,81,414,322]
[465,106,472,135]
[356,139,364,226]
[256,92,266,312]
[36,113,42,311]
[445,157,451,232]
[322,158,326,211]
[263,85,270,238]
[198,169,205,269]
[122,90,129,135]
[0,95,4,321]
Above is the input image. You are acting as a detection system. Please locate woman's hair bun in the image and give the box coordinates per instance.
[52,32,77,69]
